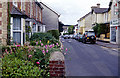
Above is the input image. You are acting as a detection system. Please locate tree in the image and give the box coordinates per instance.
[68,25,74,34]
[92,23,110,37]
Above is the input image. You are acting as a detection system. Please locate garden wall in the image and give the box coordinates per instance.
[49,51,65,77]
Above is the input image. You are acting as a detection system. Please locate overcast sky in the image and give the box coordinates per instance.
[38,0,110,25]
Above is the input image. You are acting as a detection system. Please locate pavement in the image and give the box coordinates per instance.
[96,41,119,50]
[60,38,118,76]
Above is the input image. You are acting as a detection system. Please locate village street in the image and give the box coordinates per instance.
[61,38,118,76]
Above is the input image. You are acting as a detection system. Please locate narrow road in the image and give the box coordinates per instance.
[61,38,118,76]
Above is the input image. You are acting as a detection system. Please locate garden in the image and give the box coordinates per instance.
[1,30,67,77]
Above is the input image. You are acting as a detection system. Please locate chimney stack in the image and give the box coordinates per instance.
[97,3,100,8]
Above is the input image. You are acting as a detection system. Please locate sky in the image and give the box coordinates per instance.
[38,0,110,25]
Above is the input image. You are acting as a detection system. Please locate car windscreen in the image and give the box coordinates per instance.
[87,32,95,36]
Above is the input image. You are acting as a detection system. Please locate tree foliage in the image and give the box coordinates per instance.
[92,23,110,37]
[68,25,74,34]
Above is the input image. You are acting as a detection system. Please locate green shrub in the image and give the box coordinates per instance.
[30,32,60,46]
[30,32,53,41]
[47,30,60,40]
[2,45,61,77]
[2,57,42,77]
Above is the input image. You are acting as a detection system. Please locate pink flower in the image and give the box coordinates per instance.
[52,44,55,47]
[28,55,32,58]
[10,51,12,54]
[5,49,8,52]
[6,52,9,54]
[66,48,68,51]
[36,61,40,64]
[45,45,48,48]
[36,42,38,45]
[13,43,15,46]
[60,47,64,50]
[64,53,66,55]
[42,50,45,54]
[40,40,41,43]
[56,43,59,46]
[41,43,43,46]
[10,49,12,54]
[49,45,52,48]
[17,45,21,47]
[13,48,15,51]
[46,50,48,53]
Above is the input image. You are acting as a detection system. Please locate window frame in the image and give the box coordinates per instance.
[13,0,18,7]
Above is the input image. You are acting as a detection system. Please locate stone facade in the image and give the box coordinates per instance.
[0,2,8,46]
[40,2,59,32]
[110,0,120,44]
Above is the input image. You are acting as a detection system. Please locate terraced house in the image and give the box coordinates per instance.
[77,1,112,40]
[0,0,46,46]
[110,0,120,44]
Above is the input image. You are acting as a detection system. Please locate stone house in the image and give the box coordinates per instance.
[77,17,85,34]
[40,2,60,32]
[1,0,45,46]
[77,3,111,36]
[110,0,120,44]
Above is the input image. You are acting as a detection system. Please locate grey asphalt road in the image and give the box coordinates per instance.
[61,38,118,76]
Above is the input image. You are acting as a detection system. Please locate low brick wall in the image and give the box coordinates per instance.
[49,51,65,77]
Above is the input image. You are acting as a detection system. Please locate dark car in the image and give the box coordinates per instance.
[82,31,96,44]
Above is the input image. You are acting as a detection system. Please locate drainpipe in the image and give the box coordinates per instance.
[118,1,120,47]
[118,1,120,76]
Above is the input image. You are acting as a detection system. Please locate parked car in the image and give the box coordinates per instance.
[72,35,76,39]
[82,31,96,44]
[64,35,69,39]
[75,35,78,40]
[69,35,73,39]
[77,34,83,42]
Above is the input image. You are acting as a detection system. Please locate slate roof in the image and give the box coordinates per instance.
[10,6,27,16]
[40,2,60,17]
[78,12,91,21]
[92,8,108,14]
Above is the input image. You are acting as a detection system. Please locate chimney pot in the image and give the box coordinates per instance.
[97,3,100,8]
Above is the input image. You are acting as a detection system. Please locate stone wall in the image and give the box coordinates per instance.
[0,2,2,45]
[0,2,8,46]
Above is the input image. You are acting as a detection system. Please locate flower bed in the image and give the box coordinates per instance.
[2,32,68,77]
[2,41,61,77]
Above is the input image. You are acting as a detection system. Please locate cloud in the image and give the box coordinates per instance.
[39,0,110,25]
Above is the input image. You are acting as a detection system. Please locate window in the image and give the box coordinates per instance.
[13,0,17,7]
[13,17,21,30]
[32,24,36,32]
[43,25,45,32]
[38,26,40,32]
[13,32,21,44]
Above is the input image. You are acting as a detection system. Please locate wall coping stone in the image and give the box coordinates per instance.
[50,51,64,61]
